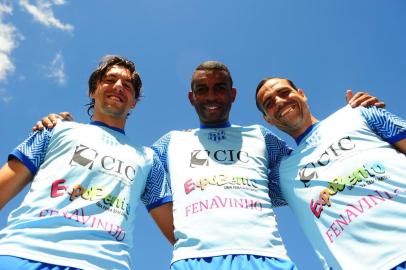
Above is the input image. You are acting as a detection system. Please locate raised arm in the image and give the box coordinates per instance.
[0,159,32,209]
[32,112,73,131]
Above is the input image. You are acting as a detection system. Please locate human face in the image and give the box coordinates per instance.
[189,70,236,126]
[91,65,136,121]
[256,78,311,137]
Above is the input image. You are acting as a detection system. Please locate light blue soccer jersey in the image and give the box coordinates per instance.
[0,121,172,270]
[280,106,406,270]
[152,123,292,264]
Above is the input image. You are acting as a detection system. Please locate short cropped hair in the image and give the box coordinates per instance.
[255,77,298,115]
[191,61,233,90]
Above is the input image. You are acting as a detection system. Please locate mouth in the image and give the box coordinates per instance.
[203,104,222,111]
[278,103,296,118]
[107,94,124,103]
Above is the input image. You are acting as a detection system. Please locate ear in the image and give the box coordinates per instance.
[130,100,136,109]
[297,88,308,101]
[188,90,195,106]
[230,87,237,102]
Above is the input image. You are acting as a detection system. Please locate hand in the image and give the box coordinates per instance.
[345,89,385,108]
[31,112,73,131]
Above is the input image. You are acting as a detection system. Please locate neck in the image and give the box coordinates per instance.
[92,113,126,130]
[200,120,231,129]
[287,115,318,139]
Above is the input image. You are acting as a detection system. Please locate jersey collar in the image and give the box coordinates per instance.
[90,121,125,134]
[200,121,231,129]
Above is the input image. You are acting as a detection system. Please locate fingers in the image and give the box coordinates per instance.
[347,91,385,108]
[59,112,74,121]
[345,89,353,104]
[31,113,61,131]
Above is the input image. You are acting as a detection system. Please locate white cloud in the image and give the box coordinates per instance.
[0,88,13,103]
[46,52,67,86]
[0,3,20,82]
[19,0,74,32]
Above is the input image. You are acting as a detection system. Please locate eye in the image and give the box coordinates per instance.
[214,85,227,93]
[263,98,274,110]
[194,86,207,96]
[280,89,291,98]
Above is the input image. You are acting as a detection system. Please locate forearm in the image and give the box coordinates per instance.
[149,202,175,245]
[0,159,32,210]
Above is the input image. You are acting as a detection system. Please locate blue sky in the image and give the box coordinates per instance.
[1,0,405,269]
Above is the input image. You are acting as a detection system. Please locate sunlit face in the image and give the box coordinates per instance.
[189,70,236,126]
[91,65,136,120]
[256,78,310,135]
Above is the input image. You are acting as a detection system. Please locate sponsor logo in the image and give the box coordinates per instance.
[190,149,249,168]
[70,144,136,183]
[310,162,388,218]
[184,174,258,194]
[325,188,403,244]
[39,208,126,241]
[299,136,355,187]
[185,195,263,216]
[51,179,130,219]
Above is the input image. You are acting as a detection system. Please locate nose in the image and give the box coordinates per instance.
[205,87,218,100]
[113,79,124,92]
[273,95,286,110]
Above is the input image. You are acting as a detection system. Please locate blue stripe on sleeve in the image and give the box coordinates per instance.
[9,150,37,175]
[360,107,406,143]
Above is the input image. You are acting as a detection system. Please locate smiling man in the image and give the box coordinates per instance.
[153,61,297,270]
[256,77,406,270]
[0,55,173,270]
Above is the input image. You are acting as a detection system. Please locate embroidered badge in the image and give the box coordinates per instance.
[208,130,226,142]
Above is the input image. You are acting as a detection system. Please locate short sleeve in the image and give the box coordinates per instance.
[141,152,172,211]
[259,125,292,207]
[8,128,54,175]
[359,107,406,144]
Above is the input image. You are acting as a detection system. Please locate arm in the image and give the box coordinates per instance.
[32,112,73,131]
[0,158,33,209]
[394,139,406,154]
[149,202,175,245]
[346,89,385,108]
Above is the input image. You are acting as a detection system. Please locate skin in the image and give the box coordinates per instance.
[257,78,318,139]
[91,65,136,129]
[1,64,175,244]
[257,77,406,154]
[189,70,236,126]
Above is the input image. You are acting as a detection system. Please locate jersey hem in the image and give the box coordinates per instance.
[170,249,290,264]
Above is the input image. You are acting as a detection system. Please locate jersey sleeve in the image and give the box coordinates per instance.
[151,132,172,173]
[141,152,172,211]
[260,125,293,207]
[8,128,54,175]
[359,107,406,144]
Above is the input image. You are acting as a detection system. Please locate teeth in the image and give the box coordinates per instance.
[280,105,295,117]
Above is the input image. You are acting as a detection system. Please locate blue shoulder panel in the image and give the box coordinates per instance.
[8,129,54,175]
[360,107,406,144]
[142,152,172,211]
[259,126,292,207]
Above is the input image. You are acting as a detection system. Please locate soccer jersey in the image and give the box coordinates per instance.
[0,121,172,270]
[279,106,406,270]
[152,123,292,264]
